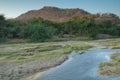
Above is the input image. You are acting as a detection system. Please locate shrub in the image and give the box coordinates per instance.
[16,56,26,60]
[31,25,50,42]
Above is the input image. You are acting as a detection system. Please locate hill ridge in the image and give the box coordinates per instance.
[16,6,120,23]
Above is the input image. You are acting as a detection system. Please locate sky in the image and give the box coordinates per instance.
[0,0,120,18]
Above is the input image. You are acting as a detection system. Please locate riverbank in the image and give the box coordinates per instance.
[0,38,120,80]
[0,55,68,80]
[99,52,120,77]
[35,49,120,80]
[0,40,92,80]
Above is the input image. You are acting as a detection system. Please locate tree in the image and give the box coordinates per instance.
[6,20,28,38]
[31,25,50,42]
[0,15,7,41]
[72,16,98,37]
[61,21,80,35]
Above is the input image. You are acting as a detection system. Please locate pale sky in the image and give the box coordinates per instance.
[0,0,120,18]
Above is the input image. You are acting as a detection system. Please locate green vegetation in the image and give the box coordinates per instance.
[0,50,18,56]
[99,52,120,77]
[16,56,27,60]
[0,15,7,42]
[61,45,92,55]
[0,40,92,63]
[0,15,120,42]
[70,45,92,50]
[110,46,120,49]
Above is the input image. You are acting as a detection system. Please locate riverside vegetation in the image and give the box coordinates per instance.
[98,40,120,77]
[0,14,120,42]
[99,52,120,77]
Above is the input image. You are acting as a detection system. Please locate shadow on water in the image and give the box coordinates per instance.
[36,49,120,80]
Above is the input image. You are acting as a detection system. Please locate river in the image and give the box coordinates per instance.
[36,49,120,80]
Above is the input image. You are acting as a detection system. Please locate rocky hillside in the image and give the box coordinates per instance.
[16,6,120,23]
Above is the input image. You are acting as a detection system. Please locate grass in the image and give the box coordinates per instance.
[110,46,120,49]
[51,37,93,42]
[1,38,119,62]
[99,52,120,77]
[13,45,92,63]
[70,45,92,50]
[0,40,93,63]
[1,38,120,64]
[87,38,119,47]
[61,45,92,54]
[0,50,18,56]
[16,56,27,60]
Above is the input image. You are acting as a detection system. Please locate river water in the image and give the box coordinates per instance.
[36,49,120,80]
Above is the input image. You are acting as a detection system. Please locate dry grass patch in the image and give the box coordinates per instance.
[99,52,120,77]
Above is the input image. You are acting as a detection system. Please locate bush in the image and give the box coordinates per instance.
[16,56,27,60]
[71,45,92,50]
[30,25,49,42]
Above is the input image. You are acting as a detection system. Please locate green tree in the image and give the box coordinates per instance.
[31,25,50,42]
[72,16,98,38]
[6,20,28,38]
[0,15,7,41]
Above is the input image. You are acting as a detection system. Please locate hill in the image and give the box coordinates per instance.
[16,6,90,22]
[16,6,120,23]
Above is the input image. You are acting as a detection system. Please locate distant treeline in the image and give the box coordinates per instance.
[0,15,120,42]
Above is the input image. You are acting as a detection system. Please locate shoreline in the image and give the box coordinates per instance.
[22,70,47,80]
[23,55,69,80]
